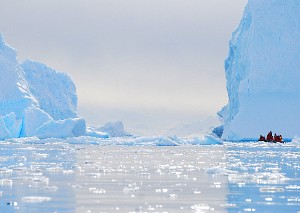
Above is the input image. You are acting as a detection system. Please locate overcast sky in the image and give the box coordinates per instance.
[0,0,247,135]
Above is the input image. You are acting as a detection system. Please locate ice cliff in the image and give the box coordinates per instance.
[0,33,86,139]
[219,0,300,141]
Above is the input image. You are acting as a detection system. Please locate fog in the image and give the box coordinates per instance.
[0,0,247,135]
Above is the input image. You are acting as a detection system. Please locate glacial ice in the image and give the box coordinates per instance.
[35,118,86,139]
[0,34,37,119]
[0,33,86,139]
[0,112,21,139]
[220,0,300,141]
[21,60,78,120]
[19,106,53,137]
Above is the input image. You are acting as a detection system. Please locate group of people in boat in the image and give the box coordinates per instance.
[259,131,283,143]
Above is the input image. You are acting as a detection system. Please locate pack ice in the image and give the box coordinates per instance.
[0,34,86,139]
[219,0,300,141]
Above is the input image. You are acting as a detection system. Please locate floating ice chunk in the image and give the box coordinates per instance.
[244,208,256,212]
[285,185,300,190]
[123,186,139,193]
[128,136,178,146]
[0,179,13,186]
[21,196,52,203]
[89,188,106,194]
[191,204,213,211]
[259,187,284,193]
[206,167,224,175]
[184,135,223,145]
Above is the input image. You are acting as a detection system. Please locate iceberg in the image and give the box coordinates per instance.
[97,121,132,137]
[0,33,86,139]
[219,0,300,141]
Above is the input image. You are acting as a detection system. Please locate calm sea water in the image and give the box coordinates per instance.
[0,141,299,212]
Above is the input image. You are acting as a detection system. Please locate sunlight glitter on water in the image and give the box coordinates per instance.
[0,141,299,212]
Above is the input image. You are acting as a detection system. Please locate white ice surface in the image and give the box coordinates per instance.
[21,60,78,120]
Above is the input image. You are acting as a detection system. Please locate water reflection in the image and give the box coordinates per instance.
[74,146,228,212]
[226,142,300,212]
[0,142,76,212]
[0,141,299,212]
[0,143,228,212]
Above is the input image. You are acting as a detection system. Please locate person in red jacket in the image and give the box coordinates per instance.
[259,135,266,141]
[274,134,278,142]
[266,131,273,142]
[279,135,283,143]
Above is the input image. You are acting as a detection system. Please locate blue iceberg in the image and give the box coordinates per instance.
[219,0,300,141]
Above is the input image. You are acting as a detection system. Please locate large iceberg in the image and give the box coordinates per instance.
[219,0,300,141]
[0,33,86,139]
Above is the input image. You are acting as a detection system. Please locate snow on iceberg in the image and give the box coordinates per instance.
[219,0,300,141]
[21,60,78,120]
[0,33,86,139]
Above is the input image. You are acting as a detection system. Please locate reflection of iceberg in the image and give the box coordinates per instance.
[0,33,86,139]
[219,0,300,141]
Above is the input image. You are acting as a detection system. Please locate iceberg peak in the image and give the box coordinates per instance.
[0,33,86,140]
